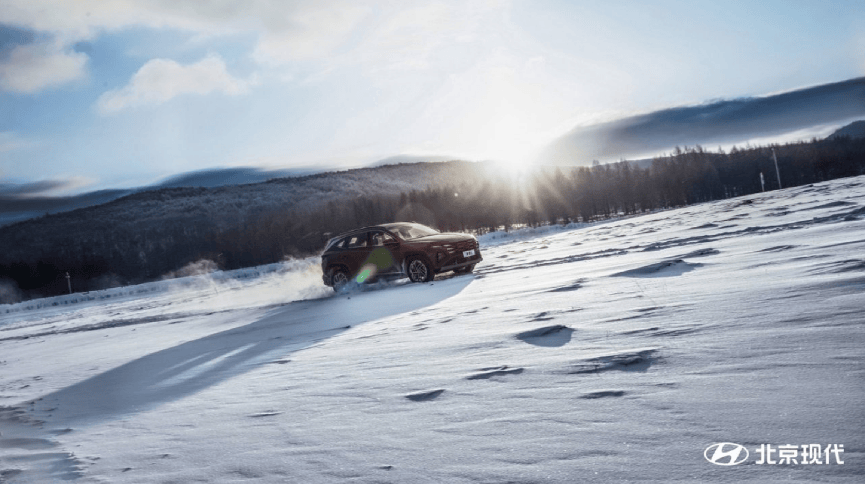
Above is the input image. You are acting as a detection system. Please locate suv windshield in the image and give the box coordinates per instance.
[390,223,439,240]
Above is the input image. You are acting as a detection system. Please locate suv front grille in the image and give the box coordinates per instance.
[442,240,476,254]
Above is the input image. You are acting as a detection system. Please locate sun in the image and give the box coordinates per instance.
[477,115,541,177]
[473,128,537,176]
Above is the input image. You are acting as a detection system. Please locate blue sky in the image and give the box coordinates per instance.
[1,0,863,195]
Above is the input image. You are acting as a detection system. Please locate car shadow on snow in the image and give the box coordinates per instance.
[29,276,474,428]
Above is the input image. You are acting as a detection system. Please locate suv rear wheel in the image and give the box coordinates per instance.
[331,268,349,291]
[407,257,433,283]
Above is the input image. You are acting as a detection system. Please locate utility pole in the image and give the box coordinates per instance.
[65,272,72,294]
[759,172,765,192]
[771,147,782,190]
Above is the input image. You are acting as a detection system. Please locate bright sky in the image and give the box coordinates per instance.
[1,0,863,193]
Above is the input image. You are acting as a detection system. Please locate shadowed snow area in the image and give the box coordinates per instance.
[29,278,472,427]
[611,259,702,277]
[1,176,865,482]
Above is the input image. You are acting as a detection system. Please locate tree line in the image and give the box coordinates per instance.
[1,135,863,303]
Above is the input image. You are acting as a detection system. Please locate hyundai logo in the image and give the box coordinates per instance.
[705,443,749,466]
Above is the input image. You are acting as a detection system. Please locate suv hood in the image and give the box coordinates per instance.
[410,233,475,243]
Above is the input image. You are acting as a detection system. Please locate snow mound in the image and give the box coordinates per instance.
[465,366,525,380]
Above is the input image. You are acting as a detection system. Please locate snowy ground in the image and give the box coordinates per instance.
[1,176,864,483]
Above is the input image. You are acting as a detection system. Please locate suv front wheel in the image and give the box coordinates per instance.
[407,257,433,283]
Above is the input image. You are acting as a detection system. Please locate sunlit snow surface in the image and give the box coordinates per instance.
[2,176,864,483]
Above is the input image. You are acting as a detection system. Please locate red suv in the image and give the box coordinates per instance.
[321,222,482,290]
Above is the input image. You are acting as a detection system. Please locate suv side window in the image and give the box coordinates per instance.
[370,231,396,246]
[346,233,368,248]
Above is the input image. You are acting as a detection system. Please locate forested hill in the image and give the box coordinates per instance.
[830,120,865,139]
[0,161,488,297]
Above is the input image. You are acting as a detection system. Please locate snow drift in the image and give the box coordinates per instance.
[1,176,864,483]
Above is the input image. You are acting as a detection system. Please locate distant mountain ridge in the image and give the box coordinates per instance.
[3,160,482,225]
[0,159,443,227]
[155,166,321,188]
[830,120,865,139]
[0,188,137,227]
[542,76,865,164]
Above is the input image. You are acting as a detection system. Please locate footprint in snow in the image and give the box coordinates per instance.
[405,389,445,402]
[530,312,555,322]
[0,437,58,450]
[548,279,585,292]
[248,411,281,418]
[516,325,573,348]
[611,260,700,278]
[580,390,626,399]
[566,349,658,374]
[675,248,719,258]
[810,259,865,274]
[807,200,855,210]
[1,469,23,480]
[466,366,524,380]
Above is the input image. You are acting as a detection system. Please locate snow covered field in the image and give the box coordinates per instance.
[1,176,864,483]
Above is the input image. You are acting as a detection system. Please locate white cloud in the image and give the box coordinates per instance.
[252,2,371,64]
[0,0,378,94]
[0,131,35,153]
[96,54,255,114]
[0,41,88,93]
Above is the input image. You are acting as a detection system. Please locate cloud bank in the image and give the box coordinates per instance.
[0,177,93,198]
[541,77,865,165]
